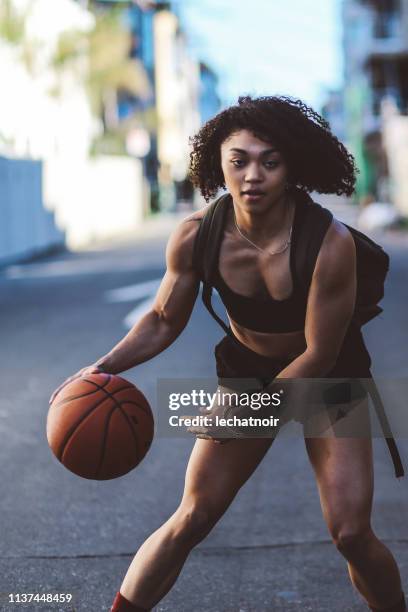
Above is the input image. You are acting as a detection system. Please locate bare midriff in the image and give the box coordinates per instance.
[228,316,307,361]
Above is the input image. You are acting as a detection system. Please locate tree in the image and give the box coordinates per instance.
[0,0,27,45]
[53,7,151,133]
[0,0,41,74]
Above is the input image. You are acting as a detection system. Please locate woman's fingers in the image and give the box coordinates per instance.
[198,406,213,415]
[195,433,232,444]
[186,423,233,444]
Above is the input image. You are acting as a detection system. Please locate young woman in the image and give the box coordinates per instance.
[52,96,405,611]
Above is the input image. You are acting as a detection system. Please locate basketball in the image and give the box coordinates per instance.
[47,372,154,480]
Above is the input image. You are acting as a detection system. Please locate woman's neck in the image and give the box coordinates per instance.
[233,193,294,241]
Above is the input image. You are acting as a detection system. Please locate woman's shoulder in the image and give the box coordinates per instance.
[324,217,355,252]
[165,206,211,270]
[314,217,356,283]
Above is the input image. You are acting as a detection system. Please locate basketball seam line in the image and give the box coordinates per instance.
[55,381,136,408]
[54,374,111,408]
[82,376,152,420]
[94,404,117,479]
[110,399,151,416]
[95,402,143,480]
[81,376,134,395]
[115,403,141,458]
[54,387,110,407]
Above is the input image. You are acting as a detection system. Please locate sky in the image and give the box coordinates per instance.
[176,0,343,111]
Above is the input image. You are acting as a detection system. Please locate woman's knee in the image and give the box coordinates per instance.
[170,498,224,547]
[329,520,373,557]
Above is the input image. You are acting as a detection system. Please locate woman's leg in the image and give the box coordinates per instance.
[305,405,403,609]
[119,436,274,610]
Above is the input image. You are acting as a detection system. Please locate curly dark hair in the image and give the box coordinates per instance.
[189,95,357,202]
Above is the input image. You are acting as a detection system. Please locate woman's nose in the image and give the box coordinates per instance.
[244,163,263,181]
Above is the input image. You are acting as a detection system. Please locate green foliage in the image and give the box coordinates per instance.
[53,30,86,68]
[52,7,151,126]
[0,0,40,73]
[0,0,28,45]
[90,130,127,156]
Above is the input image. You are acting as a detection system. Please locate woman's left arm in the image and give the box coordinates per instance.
[274,219,357,379]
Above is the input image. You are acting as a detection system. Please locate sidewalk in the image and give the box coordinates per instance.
[318,194,408,248]
[84,210,191,252]
[314,193,360,226]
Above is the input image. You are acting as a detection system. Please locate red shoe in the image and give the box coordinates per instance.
[110,591,149,612]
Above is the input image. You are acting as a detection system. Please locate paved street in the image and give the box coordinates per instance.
[1,207,408,612]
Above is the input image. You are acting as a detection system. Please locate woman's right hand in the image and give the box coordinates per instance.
[49,364,105,405]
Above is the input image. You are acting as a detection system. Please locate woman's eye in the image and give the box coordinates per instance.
[265,161,279,169]
[231,160,245,167]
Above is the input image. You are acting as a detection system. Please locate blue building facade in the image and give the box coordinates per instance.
[199,62,221,125]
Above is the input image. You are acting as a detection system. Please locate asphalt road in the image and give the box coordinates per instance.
[1,221,408,612]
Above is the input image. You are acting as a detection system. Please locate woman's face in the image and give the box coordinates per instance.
[220,129,289,214]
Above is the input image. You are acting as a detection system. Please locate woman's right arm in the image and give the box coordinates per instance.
[50,216,202,402]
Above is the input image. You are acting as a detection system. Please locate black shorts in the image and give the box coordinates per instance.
[215,322,372,381]
[214,322,372,430]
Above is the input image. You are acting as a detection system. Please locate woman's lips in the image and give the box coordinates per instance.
[242,192,265,201]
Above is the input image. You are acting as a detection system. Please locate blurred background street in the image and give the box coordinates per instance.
[1,0,408,610]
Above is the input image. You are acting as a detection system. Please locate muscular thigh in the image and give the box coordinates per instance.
[182,437,273,513]
[304,403,374,529]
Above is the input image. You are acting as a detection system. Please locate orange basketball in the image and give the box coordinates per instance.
[47,372,154,480]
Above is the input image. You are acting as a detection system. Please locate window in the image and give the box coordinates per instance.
[373,0,401,39]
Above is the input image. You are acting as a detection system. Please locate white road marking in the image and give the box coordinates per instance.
[105,279,162,303]
[4,258,162,279]
[124,297,156,329]
[122,285,220,329]
[104,279,162,329]
[105,279,218,330]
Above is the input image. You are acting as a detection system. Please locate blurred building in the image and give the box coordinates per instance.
[153,5,201,209]
[0,0,148,256]
[0,0,95,161]
[88,1,218,212]
[199,62,221,125]
[0,0,94,260]
[321,89,347,142]
[342,0,408,212]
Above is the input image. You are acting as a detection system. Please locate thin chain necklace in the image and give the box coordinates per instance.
[233,202,293,256]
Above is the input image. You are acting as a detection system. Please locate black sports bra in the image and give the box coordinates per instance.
[213,199,308,333]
